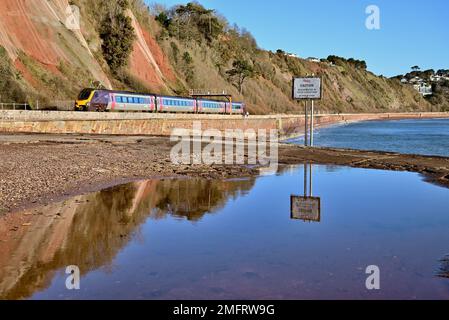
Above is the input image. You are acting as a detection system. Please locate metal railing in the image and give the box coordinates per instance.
[189,89,229,96]
[0,103,31,111]
[0,101,75,121]
[0,101,74,111]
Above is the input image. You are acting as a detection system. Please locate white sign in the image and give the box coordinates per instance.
[293,77,322,100]
[291,196,321,222]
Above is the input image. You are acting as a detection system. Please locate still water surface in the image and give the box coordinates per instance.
[291,118,449,157]
[1,165,449,299]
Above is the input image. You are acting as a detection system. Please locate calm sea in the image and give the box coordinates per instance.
[291,118,449,157]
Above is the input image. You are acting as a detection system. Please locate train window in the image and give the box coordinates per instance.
[78,89,92,100]
[116,96,121,103]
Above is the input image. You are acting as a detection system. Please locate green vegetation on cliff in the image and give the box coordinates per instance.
[99,0,136,73]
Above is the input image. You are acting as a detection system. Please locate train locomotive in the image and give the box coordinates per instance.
[75,89,245,115]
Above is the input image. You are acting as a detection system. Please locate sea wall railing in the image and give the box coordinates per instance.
[0,101,75,121]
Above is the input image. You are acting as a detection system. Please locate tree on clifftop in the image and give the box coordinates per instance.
[99,0,136,73]
[226,60,255,94]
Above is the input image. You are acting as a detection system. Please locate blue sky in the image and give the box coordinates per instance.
[148,0,449,77]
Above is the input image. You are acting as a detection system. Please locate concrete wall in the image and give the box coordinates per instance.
[1,111,448,139]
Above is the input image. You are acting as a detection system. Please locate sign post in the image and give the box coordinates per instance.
[291,163,321,223]
[310,100,314,146]
[304,101,308,147]
[292,76,322,147]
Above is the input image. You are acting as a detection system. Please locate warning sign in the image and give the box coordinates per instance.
[290,196,321,222]
[292,77,322,100]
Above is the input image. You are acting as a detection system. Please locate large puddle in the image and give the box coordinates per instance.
[1,165,449,299]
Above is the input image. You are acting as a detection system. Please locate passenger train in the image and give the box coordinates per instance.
[75,89,245,115]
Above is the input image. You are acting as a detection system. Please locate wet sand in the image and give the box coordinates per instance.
[1,133,449,215]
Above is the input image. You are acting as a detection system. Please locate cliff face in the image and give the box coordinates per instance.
[0,0,439,113]
[0,0,175,105]
[0,0,112,100]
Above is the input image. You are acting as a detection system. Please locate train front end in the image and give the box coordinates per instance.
[75,88,96,111]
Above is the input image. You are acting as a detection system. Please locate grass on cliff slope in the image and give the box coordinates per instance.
[0,46,30,103]
[151,2,433,114]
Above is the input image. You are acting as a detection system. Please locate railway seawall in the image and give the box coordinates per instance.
[1,111,449,139]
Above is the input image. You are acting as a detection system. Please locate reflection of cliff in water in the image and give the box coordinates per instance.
[154,178,254,221]
[0,177,256,299]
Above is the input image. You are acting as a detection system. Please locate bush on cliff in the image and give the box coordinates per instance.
[99,0,136,73]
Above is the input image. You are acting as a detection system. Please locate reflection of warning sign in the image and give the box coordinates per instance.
[291,196,321,222]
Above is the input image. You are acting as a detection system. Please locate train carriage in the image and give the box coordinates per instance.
[156,96,196,113]
[225,102,245,115]
[197,99,227,114]
[88,90,156,112]
[111,92,155,112]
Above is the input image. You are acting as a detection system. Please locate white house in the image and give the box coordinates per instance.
[430,75,442,82]
[409,76,423,84]
[307,57,320,63]
[413,83,433,96]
